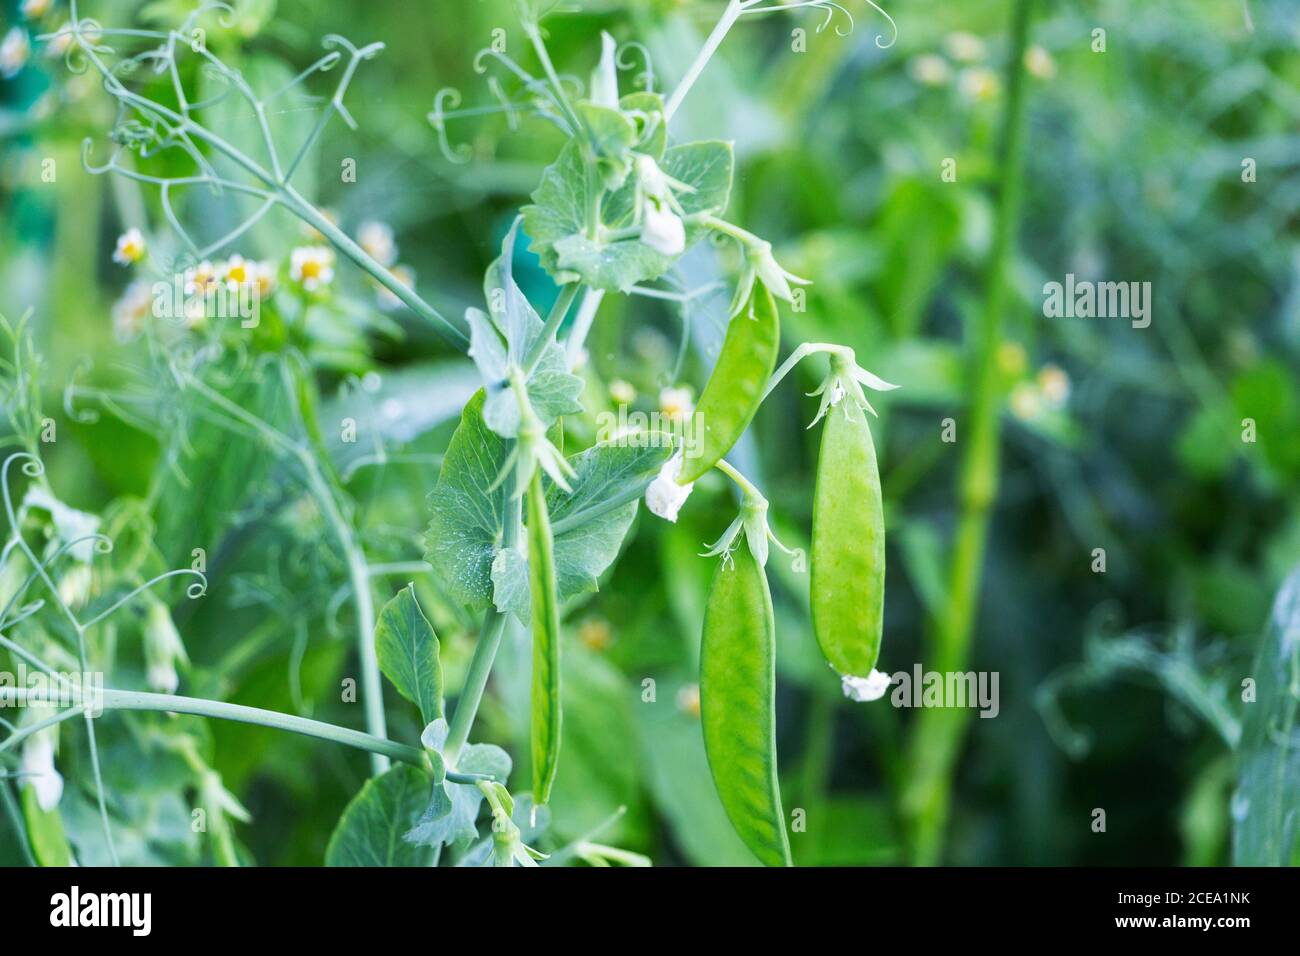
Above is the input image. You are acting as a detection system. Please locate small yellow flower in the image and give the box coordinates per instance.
[1024,45,1057,80]
[1,28,30,79]
[996,341,1027,378]
[183,260,218,296]
[1009,382,1042,421]
[358,221,397,267]
[112,279,153,342]
[21,0,52,20]
[290,246,335,292]
[959,67,1001,102]
[908,54,951,87]
[608,379,635,405]
[943,31,985,63]
[375,264,415,309]
[676,683,701,719]
[253,261,277,298]
[221,254,252,287]
[112,228,146,266]
[578,618,612,652]
[1037,364,1070,408]
[658,386,693,424]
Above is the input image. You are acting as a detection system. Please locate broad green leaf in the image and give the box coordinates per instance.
[528,470,563,805]
[523,140,734,291]
[577,102,637,190]
[325,764,434,867]
[426,391,673,612]
[21,787,72,867]
[405,719,513,849]
[1234,566,1300,865]
[374,585,443,725]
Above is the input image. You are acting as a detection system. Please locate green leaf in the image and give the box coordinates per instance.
[21,787,72,867]
[406,719,513,849]
[522,140,734,291]
[325,765,434,867]
[426,392,673,612]
[528,470,563,805]
[374,585,443,725]
[472,223,584,439]
[1233,565,1300,865]
[490,547,530,620]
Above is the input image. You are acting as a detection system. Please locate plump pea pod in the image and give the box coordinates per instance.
[678,283,781,484]
[811,402,885,677]
[700,545,792,867]
[527,468,562,805]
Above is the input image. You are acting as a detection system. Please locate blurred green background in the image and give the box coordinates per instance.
[1,0,1297,866]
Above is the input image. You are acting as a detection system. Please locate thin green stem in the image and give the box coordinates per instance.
[665,0,744,122]
[523,283,580,376]
[0,686,497,775]
[900,0,1037,866]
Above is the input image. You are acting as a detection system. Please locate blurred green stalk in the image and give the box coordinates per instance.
[900,0,1037,865]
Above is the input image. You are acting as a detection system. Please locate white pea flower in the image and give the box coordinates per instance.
[144,600,188,695]
[1,28,31,79]
[842,669,893,703]
[358,220,397,267]
[589,31,620,110]
[20,725,63,811]
[290,246,335,291]
[112,228,146,267]
[641,201,685,256]
[646,452,693,522]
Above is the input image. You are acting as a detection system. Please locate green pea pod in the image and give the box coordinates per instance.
[811,402,885,677]
[527,469,562,805]
[700,545,792,867]
[678,283,781,484]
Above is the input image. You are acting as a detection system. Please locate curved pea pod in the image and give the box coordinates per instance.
[678,284,780,484]
[811,402,885,678]
[528,470,562,806]
[700,545,792,867]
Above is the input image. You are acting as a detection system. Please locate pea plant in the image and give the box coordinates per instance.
[1,0,900,867]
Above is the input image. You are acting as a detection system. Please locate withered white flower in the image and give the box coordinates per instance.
[646,452,693,522]
[841,669,892,702]
[641,200,685,256]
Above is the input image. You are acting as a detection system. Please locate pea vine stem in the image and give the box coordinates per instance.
[0,686,499,780]
[664,0,745,122]
[900,0,1037,866]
